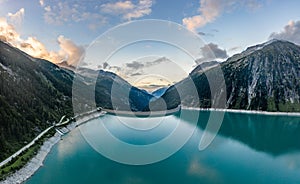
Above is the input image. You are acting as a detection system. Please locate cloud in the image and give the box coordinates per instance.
[145,57,169,67]
[100,1,134,14]
[88,17,108,31]
[100,0,153,20]
[228,46,241,52]
[39,0,44,7]
[43,1,107,28]
[99,57,173,89]
[183,0,225,32]
[198,31,214,37]
[129,57,168,70]
[0,18,21,44]
[0,18,83,66]
[182,0,263,32]
[43,1,83,25]
[198,32,206,36]
[197,43,228,63]
[42,0,151,29]
[21,37,52,58]
[99,56,189,91]
[246,0,263,10]
[7,8,25,26]
[130,72,143,76]
[269,20,300,45]
[103,62,109,69]
[25,35,85,66]
[124,0,153,20]
[57,35,85,66]
[126,61,144,69]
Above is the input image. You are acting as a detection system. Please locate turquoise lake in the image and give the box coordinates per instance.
[25,110,300,184]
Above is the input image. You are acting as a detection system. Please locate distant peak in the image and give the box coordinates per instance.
[57,60,75,70]
[244,39,294,54]
[265,38,281,44]
[262,39,293,46]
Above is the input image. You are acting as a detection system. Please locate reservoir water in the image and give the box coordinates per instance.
[25,110,300,184]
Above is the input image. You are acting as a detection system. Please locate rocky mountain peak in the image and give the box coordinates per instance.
[153,40,300,112]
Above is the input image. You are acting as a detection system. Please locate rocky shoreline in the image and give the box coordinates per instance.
[0,111,103,184]
[0,133,61,184]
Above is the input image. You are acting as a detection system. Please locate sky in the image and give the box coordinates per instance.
[1,0,300,91]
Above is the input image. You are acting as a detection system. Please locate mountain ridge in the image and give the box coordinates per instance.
[0,40,152,161]
[150,40,300,112]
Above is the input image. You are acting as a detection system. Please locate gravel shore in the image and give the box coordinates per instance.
[0,133,61,184]
[0,111,102,184]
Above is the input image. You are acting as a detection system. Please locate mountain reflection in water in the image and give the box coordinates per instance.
[178,110,300,156]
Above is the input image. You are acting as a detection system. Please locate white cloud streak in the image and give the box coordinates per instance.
[41,0,152,30]
[39,0,44,7]
[7,8,25,27]
[43,1,107,28]
[101,1,134,14]
[100,0,153,20]
[182,0,263,32]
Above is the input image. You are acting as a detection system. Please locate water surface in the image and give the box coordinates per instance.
[25,110,300,184]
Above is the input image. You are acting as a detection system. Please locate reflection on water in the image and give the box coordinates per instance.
[179,110,300,156]
[25,110,300,184]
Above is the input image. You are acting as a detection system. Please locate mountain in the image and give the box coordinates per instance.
[190,60,220,75]
[151,40,300,112]
[94,70,153,111]
[151,87,168,97]
[0,41,74,160]
[0,41,153,161]
[71,66,153,112]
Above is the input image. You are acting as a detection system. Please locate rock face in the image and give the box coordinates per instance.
[153,40,300,112]
[223,40,300,111]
